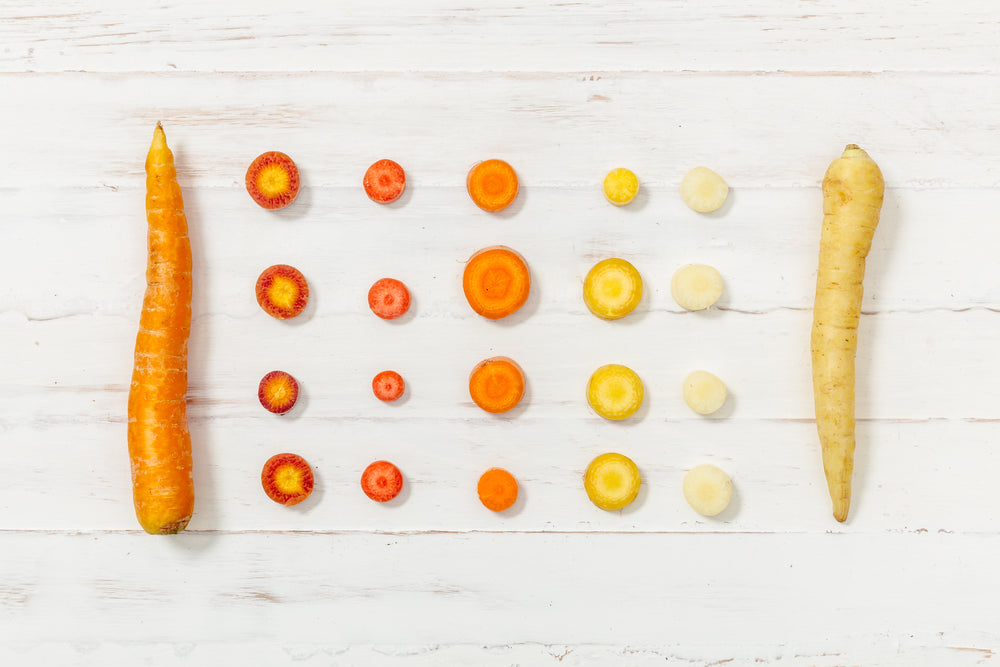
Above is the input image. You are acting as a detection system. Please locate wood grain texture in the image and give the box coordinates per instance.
[3,1,999,664]
[2,0,999,74]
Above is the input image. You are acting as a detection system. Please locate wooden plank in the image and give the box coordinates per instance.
[2,0,998,74]
[0,531,996,663]
[0,72,998,188]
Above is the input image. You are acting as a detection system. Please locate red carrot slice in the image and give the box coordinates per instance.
[363,159,406,204]
[258,370,299,414]
[256,264,309,319]
[246,151,300,210]
[361,460,403,502]
[261,453,314,506]
[372,370,405,402]
[368,278,411,320]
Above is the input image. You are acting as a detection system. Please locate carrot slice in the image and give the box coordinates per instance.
[256,264,309,319]
[361,460,403,502]
[363,159,406,204]
[469,356,525,414]
[477,468,519,512]
[246,151,300,210]
[462,246,530,320]
[368,278,411,320]
[258,370,299,414]
[467,159,518,212]
[261,453,314,506]
[372,370,405,402]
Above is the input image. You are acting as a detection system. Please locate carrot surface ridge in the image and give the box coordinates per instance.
[127,123,195,535]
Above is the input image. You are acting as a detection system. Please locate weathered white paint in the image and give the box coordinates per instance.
[2,1,999,74]
[2,1,999,664]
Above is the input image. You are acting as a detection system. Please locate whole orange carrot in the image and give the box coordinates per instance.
[127,123,194,534]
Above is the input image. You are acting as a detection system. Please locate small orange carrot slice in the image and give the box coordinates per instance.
[463,246,530,320]
[477,468,518,512]
[469,356,525,414]
[246,151,300,210]
[368,278,411,320]
[261,453,314,506]
[258,370,299,414]
[372,370,405,402]
[467,159,518,212]
[361,460,403,502]
[256,264,309,319]
[363,159,406,204]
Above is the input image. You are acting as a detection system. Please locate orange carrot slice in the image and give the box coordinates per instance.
[462,246,530,320]
[256,264,309,319]
[368,278,411,320]
[477,468,519,512]
[261,453,314,506]
[469,356,525,414]
[361,460,403,502]
[363,159,406,204]
[246,151,300,210]
[372,370,405,402]
[258,370,299,414]
[467,159,518,212]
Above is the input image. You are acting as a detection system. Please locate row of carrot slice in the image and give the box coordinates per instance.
[261,453,518,512]
[246,152,521,212]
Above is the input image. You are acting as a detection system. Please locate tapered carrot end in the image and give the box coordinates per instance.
[833,501,849,523]
[151,122,167,151]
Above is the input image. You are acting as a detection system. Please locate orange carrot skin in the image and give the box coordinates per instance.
[127,123,194,535]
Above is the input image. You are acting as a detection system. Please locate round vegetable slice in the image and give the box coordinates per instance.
[682,370,727,415]
[584,452,641,511]
[372,370,405,402]
[368,278,411,320]
[256,264,309,319]
[261,453,314,506]
[363,159,406,204]
[361,460,403,502]
[469,356,525,414]
[682,464,733,516]
[467,159,519,212]
[477,468,519,512]
[258,370,300,414]
[680,166,728,213]
[583,258,643,320]
[671,263,723,311]
[603,167,639,206]
[463,246,530,320]
[587,364,644,420]
[246,151,300,210]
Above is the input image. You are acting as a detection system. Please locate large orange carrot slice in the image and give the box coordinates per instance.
[469,356,525,414]
[467,159,518,212]
[462,246,531,320]
[127,123,195,535]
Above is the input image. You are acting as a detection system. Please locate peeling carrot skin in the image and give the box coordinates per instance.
[469,356,525,414]
[256,264,309,319]
[467,159,519,212]
[361,460,403,502]
[258,370,299,414]
[128,123,195,535]
[363,159,406,204]
[372,370,405,402]
[463,246,530,320]
[261,453,314,506]
[368,278,411,320]
[478,468,518,512]
[246,151,300,209]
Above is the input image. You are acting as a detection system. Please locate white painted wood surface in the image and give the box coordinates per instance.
[2,2,999,664]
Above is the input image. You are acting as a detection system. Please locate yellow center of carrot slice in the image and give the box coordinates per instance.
[257,163,291,198]
[273,464,304,494]
[264,376,293,403]
[267,276,299,309]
